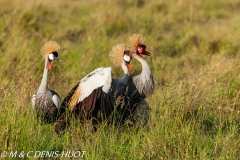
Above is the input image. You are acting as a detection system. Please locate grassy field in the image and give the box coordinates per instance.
[0,0,240,159]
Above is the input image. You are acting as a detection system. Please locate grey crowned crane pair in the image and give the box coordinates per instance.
[31,41,132,124]
[32,34,154,133]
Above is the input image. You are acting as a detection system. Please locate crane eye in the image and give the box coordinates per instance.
[48,54,54,60]
[52,51,58,57]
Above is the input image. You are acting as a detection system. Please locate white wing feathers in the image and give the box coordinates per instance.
[77,67,112,102]
[52,95,61,108]
[31,94,36,109]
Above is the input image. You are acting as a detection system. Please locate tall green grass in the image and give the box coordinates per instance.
[0,0,240,159]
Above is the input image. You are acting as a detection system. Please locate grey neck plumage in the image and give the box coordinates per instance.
[37,57,49,94]
[133,55,155,97]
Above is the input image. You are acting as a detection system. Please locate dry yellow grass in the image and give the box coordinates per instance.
[0,0,239,159]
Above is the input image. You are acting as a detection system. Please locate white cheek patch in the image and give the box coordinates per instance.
[138,48,142,53]
[48,54,54,60]
[123,55,130,62]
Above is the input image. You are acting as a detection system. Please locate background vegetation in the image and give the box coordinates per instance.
[0,0,240,159]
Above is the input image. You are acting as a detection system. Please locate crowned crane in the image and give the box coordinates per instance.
[129,34,155,98]
[31,41,62,124]
[115,34,155,124]
[54,44,132,133]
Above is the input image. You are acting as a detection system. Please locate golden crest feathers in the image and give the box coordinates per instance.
[109,43,125,67]
[128,34,146,51]
[41,40,60,57]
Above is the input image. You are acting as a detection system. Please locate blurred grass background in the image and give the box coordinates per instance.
[0,0,240,159]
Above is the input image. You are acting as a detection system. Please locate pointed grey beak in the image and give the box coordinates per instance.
[141,50,151,56]
[54,57,62,62]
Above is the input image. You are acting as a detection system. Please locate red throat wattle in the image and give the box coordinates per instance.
[47,61,51,70]
[127,64,131,70]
